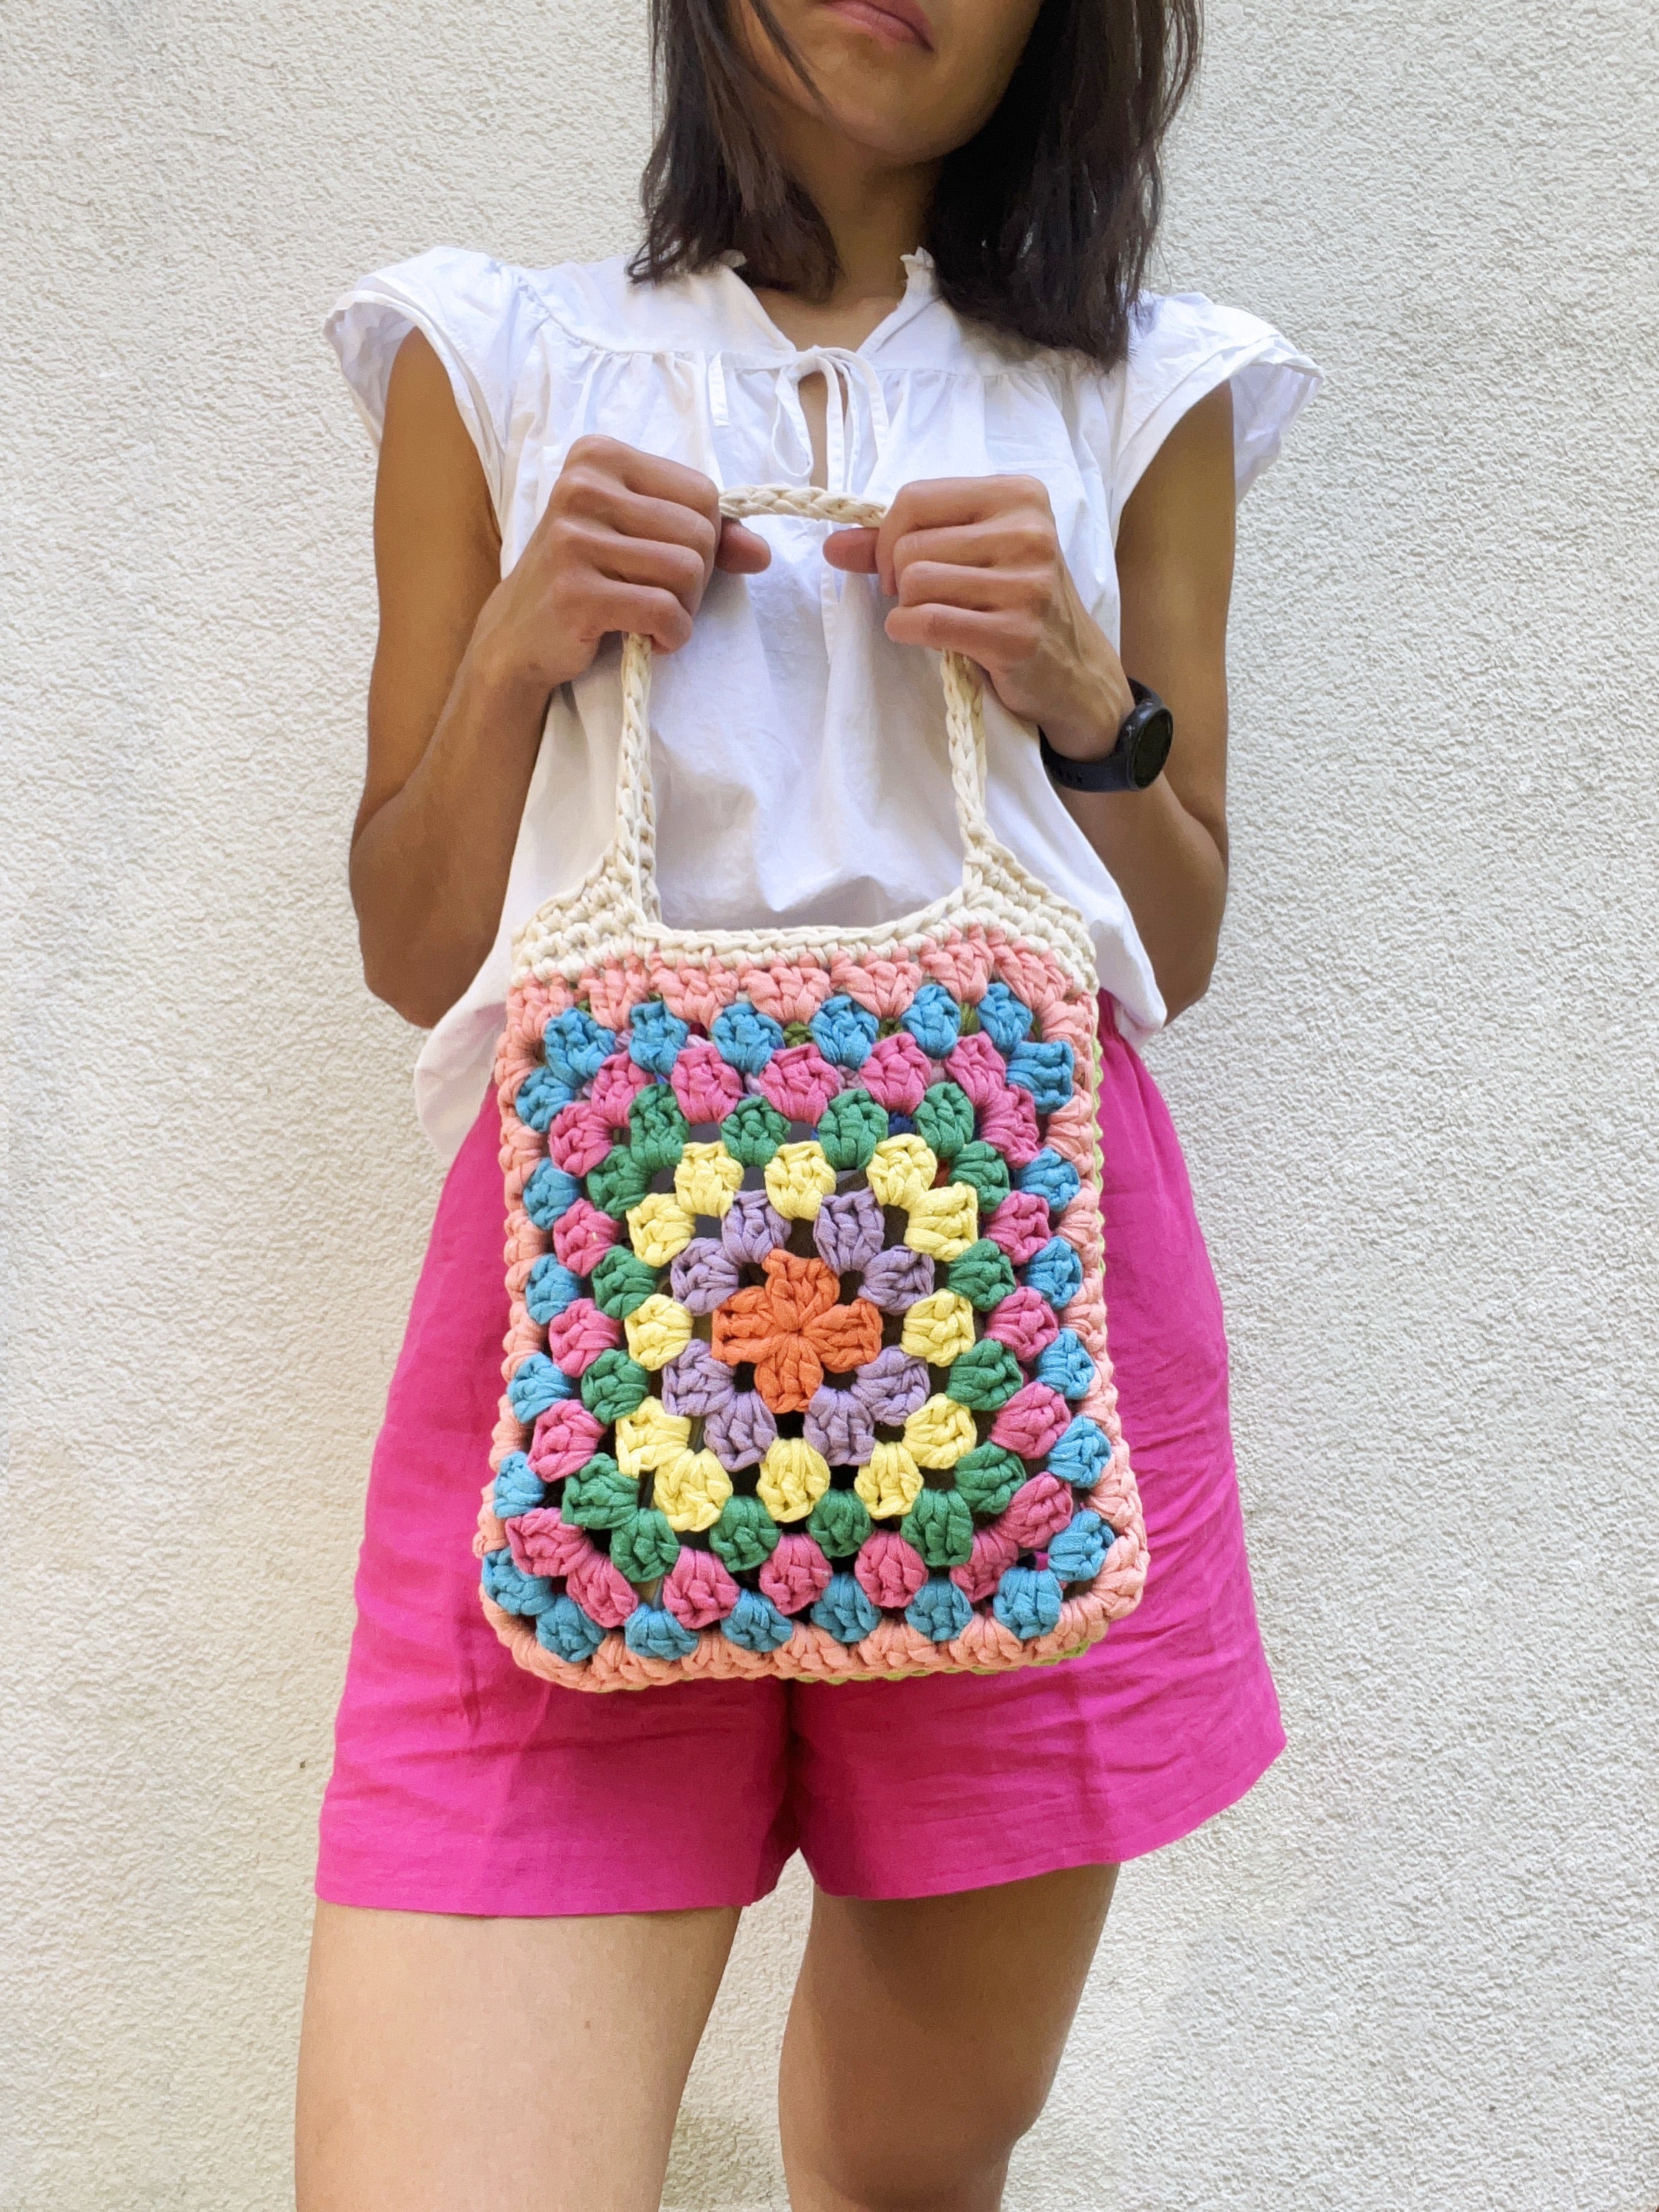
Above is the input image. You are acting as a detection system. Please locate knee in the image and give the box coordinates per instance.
[794,2065,1053,2212]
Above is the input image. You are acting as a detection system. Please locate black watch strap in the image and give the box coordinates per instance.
[1039,680,1175,794]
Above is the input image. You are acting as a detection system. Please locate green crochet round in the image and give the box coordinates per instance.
[590,1248,660,1319]
[628,1084,690,1173]
[943,1337,1024,1413]
[721,1095,791,1168]
[562,1454,639,1531]
[900,1486,976,1568]
[587,1145,653,1220]
[951,1443,1027,1518]
[946,1239,1019,1312]
[807,1489,872,1558]
[710,1494,782,1572]
[580,1350,650,1423]
[948,1140,1012,1216]
[913,1082,975,1161]
[815,1087,888,1172]
[610,1506,680,1583]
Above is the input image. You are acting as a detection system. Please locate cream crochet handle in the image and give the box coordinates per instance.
[610,484,993,929]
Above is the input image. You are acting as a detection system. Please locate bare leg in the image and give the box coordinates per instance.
[294,1898,739,2212]
[777,1865,1117,2212]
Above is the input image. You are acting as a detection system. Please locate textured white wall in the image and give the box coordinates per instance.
[4,0,1655,2205]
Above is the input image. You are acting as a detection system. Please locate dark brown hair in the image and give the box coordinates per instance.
[630,0,1201,367]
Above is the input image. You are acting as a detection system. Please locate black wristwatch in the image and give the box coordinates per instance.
[1039,680,1174,794]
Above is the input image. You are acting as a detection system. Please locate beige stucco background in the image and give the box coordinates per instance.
[4,0,1657,2204]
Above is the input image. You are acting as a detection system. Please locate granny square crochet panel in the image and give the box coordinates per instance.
[475,487,1149,1690]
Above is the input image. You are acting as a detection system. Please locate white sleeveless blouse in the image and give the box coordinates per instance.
[327,249,1320,1160]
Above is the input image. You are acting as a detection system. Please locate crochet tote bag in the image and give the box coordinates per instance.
[476,484,1149,1689]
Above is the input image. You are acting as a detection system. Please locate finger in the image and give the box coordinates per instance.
[557,477,720,574]
[578,582,695,655]
[875,477,1032,592]
[564,436,724,529]
[884,602,1035,665]
[821,526,880,574]
[892,559,1049,616]
[889,517,1054,583]
[565,521,711,615]
[713,519,772,575]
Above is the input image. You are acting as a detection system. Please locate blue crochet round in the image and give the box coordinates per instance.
[711,1000,785,1073]
[811,1572,881,1646]
[1047,1509,1111,1585]
[1047,1415,1111,1489]
[522,1161,582,1230]
[542,1007,616,1085]
[721,1588,795,1653]
[905,1577,974,1644]
[481,1548,555,1617]
[627,999,691,1075]
[1004,1039,1077,1113]
[1035,1329,1096,1402]
[491,1453,545,1519]
[524,1256,582,1326]
[535,1593,606,1662]
[1024,1236,1084,1309]
[900,981,962,1057]
[974,981,1034,1055]
[515,1066,574,1133]
[506,1352,574,1423]
[809,994,879,1069]
[624,1603,699,1660]
[1018,1148,1082,1215]
[993,1564,1064,1641]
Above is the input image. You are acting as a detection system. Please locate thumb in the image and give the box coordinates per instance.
[821,526,880,575]
[713,519,772,574]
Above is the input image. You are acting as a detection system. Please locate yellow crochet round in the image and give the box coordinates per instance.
[865,1133,938,1210]
[903,1182,979,1263]
[900,1289,978,1367]
[854,1441,924,1519]
[624,1293,694,1371]
[626,1191,696,1266]
[652,1446,733,1532]
[902,1393,978,1469]
[615,1398,692,1476]
[756,1436,832,1523]
[764,1140,837,1221]
[673,1140,744,1219]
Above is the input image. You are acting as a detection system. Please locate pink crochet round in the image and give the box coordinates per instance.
[544,1299,621,1377]
[552,1199,622,1276]
[985,1189,1053,1266]
[506,1506,590,1580]
[663,1547,741,1631]
[589,1050,652,1129]
[853,1530,930,1611]
[978,1085,1042,1168]
[567,1547,639,1628]
[759,1532,834,1615]
[944,1032,1008,1108]
[999,1473,1074,1552]
[989,1382,1072,1461]
[548,1100,613,1178]
[860,1032,933,1111]
[670,1041,746,1123]
[526,1402,604,1481]
[757,1042,843,1122]
[984,1287,1062,1362]
[950,1521,1021,1603]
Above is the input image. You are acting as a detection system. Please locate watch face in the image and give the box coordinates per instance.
[1128,703,1175,789]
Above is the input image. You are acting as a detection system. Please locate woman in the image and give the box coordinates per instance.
[297,1,1320,2204]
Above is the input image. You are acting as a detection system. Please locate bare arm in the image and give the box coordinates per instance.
[350,333,767,1027]
[1060,382,1235,1019]
[823,381,1237,1019]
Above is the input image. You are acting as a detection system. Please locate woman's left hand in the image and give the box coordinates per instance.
[823,476,1135,761]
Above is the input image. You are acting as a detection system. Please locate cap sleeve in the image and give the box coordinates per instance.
[324,247,547,525]
[1109,292,1322,530]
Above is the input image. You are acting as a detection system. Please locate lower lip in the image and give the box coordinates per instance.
[822,0,930,49]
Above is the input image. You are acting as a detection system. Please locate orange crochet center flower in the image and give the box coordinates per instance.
[709,1248,884,1415]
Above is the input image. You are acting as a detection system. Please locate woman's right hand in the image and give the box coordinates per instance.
[471,435,771,701]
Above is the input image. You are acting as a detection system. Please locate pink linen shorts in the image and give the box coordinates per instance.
[316,1007,1284,1914]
